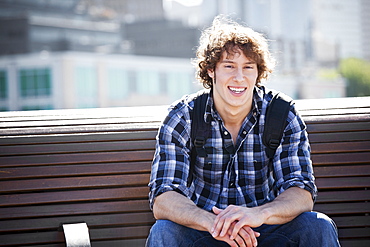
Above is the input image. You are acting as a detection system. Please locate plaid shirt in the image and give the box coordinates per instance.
[149,86,317,212]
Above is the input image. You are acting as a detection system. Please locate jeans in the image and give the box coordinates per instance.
[145,211,340,247]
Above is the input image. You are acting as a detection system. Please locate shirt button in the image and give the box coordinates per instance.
[229,182,234,187]
[243,131,247,135]
[224,131,228,136]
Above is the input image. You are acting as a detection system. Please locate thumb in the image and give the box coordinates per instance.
[212,206,222,215]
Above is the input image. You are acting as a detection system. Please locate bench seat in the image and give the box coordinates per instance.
[1,97,369,246]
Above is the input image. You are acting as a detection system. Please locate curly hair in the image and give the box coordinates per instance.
[194,15,275,88]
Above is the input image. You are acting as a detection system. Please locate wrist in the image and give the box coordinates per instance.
[195,210,216,232]
[258,205,273,224]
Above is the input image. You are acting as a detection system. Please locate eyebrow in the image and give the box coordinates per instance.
[220,60,256,64]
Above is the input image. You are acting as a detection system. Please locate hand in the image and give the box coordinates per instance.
[211,221,257,247]
[211,206,262,247]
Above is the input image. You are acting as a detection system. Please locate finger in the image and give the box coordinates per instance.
[212,207,236,238]
[211,207,224,237]
[230,220,244,240]
[217,206,242,237]
[235,229,253,247]
[233,234,246,247]
[219,216,235,237]
[214,234,238,247]
[239,227,259,247]
[212,206,223,215]
[211,206,222,235]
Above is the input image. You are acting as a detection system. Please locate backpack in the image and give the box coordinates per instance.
[187,90,293,186]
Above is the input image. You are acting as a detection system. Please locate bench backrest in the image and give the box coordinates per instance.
[0,97,369,247]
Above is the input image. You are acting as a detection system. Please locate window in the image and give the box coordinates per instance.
[167,71,192,100]
[21,105,53,111]
[19,68,51,97]
[107,68,129,99]
[136,70,160,96]
[0,70,7,99]
[75,66,98,108]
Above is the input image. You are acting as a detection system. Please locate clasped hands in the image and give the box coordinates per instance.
[210,205,263,247]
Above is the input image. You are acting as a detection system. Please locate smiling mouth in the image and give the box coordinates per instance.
[229,87,246,94]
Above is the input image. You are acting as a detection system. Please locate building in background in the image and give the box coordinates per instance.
[1,0,367,111]
[0,52,199,111]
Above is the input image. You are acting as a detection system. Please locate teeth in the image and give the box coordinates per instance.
[229,87,246,93]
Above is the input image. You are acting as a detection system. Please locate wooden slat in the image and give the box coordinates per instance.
[0,161,151,180]
[311,152,370,165]
[303,114,370,123]
[313,202,369,215]
[314,165,370,177]
[28,239,147,247]
[316,190,370,203]
[0,174,150,193]
[309,131,370,143]
[311,141,370,154]
[294,96,370,111]
[332,215,370,228]
[0,212,155,233]
[0,225,152,246]
[92,239,147,247]
[0,231,64,246]
[339,239,370,247]
[0,115,162,128]
[0,150,155,167]
[338,227,370,239]
[307,121,370,133]
[90,225,151,241]
[300,107,370,117]
[0,140,156,156]
[0,123,160,136]
[0,200,150,220]
[0,105,167,121]
[0,187,149,207]
[0,131,158,145]
[315,176,370,189]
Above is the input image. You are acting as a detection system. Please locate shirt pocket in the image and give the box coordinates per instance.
[194,145,225,185]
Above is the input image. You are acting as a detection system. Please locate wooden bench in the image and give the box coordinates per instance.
[0,97,369,247]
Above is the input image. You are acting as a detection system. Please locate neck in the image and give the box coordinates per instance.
[217,105,251,145]
[217,104,251,127]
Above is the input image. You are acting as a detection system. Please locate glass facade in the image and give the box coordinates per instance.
[107,68,130,99]
[19,68,51,97]
[0,54,198,111]
[0,70,7,99]
[75,66,98,108]
[167,71,192,100]
[136,70,161,96]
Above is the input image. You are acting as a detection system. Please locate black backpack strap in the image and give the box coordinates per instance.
[263,92,293,159]
[188,91,210,186]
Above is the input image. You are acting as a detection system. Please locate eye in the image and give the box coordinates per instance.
[224,64,234,69]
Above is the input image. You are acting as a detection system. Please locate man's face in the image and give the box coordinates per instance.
[208,49,258,113]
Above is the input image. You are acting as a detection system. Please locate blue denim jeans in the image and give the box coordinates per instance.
[145,211,340,247]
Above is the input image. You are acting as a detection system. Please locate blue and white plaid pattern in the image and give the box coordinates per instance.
[149,86,317,212]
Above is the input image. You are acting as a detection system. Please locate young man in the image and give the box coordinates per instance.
[147,16,340,247]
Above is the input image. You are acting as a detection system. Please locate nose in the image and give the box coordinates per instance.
[233,68,245,82]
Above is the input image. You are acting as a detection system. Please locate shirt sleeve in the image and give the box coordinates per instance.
[148,104,192,210]
[272,105,318,201]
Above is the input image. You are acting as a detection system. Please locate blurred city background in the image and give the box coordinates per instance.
[0,0,369,111]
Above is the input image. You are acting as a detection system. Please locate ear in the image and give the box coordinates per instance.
[208,69,214,79]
